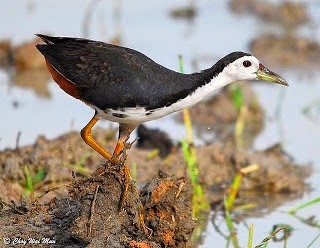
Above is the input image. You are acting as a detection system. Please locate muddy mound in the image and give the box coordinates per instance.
[0,167,195,247]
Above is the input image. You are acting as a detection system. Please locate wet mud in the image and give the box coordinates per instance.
[0,121,311,247]
[0,165,194,248]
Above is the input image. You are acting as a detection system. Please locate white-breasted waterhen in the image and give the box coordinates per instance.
[36,34,288,209]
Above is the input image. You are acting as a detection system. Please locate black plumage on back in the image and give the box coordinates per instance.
[36,34,248,110]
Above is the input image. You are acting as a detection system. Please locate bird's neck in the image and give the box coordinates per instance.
[169,69,234,113]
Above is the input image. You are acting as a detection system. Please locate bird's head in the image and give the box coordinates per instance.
[223,53,288,86]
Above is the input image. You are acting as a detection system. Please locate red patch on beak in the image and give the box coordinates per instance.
[259,63,264,70]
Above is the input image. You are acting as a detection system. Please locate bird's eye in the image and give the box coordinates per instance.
[243,60,252,67]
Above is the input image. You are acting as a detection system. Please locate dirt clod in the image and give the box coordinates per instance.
[0,163,195,247]
[141,171,196,247]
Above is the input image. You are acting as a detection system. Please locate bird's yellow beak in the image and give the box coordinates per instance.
[257,64,288,86]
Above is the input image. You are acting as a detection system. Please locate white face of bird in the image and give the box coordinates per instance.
[224,55,288,86]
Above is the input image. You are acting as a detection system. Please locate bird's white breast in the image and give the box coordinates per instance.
[90,70,233,124]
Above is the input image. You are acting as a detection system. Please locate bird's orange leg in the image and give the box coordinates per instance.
[111,123,137,163]
[80,116,113,161]
[81,118,137,211]
[112,142,125,163]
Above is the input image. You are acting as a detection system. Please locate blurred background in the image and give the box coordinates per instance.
[0,0,320,247]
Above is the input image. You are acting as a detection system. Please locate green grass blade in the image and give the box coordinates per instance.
[307,232,320,248]
[224,199,240,248]
[288,197,320,214]
[178,56,209,245]
[230,84,244,113]
[225,165,259,210]
[248,224,254,248]
[33,169,46,183]
[225,172,242,210]
[23,165,34,193]
[255,225,292,248]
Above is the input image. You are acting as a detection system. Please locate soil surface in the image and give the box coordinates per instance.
[0,165,194,248]
[0,122,311,247]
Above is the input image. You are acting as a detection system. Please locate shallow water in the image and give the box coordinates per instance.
[1,1,320,247]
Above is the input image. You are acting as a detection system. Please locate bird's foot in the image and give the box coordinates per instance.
[109,138,138,165]
[124,137,139,150]
[109,155,121,165]
[109,151,128,166]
